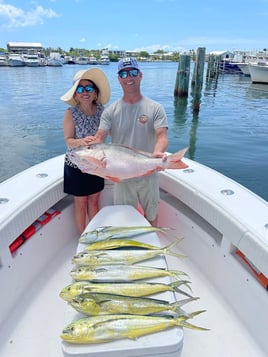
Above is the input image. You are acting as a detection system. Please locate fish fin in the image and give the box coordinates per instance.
[83,156,107,168]
[166,147,189,169]
[170,270,189,278]
[105,176,123,182]
[176,296,199,306]
[170,279,192,292]
[141,168,159,177]
[172,297,200,313]
[173,310,209,330]
[179,321,210,331]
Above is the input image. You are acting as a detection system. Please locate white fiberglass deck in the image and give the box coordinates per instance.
[0,204,266,357]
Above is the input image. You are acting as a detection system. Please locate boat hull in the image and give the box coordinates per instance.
[248,63,268,84]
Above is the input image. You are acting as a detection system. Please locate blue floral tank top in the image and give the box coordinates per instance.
[65,103,104,167]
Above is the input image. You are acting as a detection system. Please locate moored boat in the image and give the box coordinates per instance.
[7,53,25,67]
[0,52,9,66]
[236,62,250,76]
[248,62,268,84]
[88,55,98,65]
[23,53,40,67]
[99,53,110,65]
[0,153,268,356]
[219,58,242,74]
[47,58,63,67]
[75,56,89,65]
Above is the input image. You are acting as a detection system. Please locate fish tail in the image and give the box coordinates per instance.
[176,310,209,330]
[166,147,189,169]
[163,238,186,259]
[170,270,189,279]
[169,279,193,297]
[170,280,192,291]
[174,296,200,307]
[172,297,199,314]
[157,227,172,233]
[178,320,210,331]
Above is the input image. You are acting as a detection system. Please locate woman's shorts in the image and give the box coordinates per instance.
[64,163,104,197]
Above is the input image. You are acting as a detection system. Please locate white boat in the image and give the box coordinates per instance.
[7,53,25,67]
[229,51,268,77]
[23,53,40,67]
[99,53,110,65]
[47,58,63,67]
[236,62,250,76]
[88,55,97,65]
[0,52,9,66]
[75,56,89,65]
[63,55,76,64]
[0,153,268,357]
[248,62,268,84]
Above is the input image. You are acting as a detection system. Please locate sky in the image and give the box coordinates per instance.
[0,0,267,54]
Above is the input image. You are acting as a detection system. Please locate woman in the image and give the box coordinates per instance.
[60,68,110,234]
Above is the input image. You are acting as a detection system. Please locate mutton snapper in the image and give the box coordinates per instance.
[70,264,187,282]
[60,312,208,344]
[60,280,193,302]
[67,143,188,182]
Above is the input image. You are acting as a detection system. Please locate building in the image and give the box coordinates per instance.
[7,42,43,54]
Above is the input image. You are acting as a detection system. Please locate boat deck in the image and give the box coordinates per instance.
[0,204,266,357]
[0,238,77,356]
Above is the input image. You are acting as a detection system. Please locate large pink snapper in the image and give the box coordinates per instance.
[68,143,188,182]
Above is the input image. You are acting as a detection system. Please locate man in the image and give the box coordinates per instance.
[94,57,168,226]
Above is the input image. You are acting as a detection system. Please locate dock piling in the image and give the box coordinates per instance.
[174,55,191,97]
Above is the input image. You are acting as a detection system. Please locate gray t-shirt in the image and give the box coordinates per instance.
[99,96,168,152]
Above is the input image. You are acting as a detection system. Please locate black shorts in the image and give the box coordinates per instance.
[63,163,104,196]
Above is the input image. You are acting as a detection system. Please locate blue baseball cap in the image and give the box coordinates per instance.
[118,57,139,73]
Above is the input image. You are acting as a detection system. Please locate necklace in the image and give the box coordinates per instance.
[79,104,96,116]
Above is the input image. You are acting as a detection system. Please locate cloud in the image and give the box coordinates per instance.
[0,2,60,28]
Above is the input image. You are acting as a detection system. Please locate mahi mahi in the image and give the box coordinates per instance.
[70,264,187,282]
[67,143,188,182]
[83,239,167,251]
[79,225,171,243]
[69,292,198,316]
[60,312,208,344]
[60,280,193,302]
[72,239,184,265]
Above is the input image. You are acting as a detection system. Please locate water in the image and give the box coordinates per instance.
[1,62,268,201]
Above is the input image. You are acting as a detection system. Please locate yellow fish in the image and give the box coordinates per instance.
[70,264,187,282]
[70,292,198,316]
[72,239,184,265]
[79,225,171,243]
[60,312,208,344]
[60,280,192,302]
[83,239,164,251]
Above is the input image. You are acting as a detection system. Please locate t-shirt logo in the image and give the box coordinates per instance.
[138,115,148,124]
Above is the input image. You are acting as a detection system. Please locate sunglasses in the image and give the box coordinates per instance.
[118,69,139,79]
[76,85,95,94]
